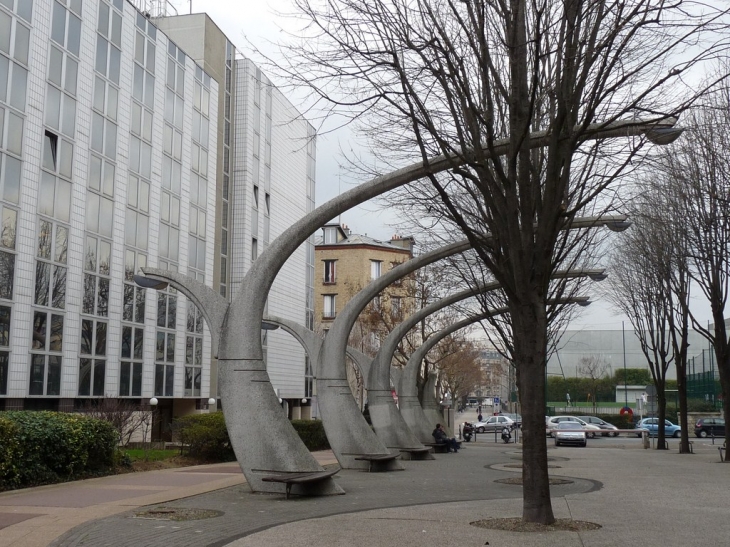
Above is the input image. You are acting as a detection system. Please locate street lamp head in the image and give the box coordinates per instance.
[133,274,168,290]
[301,398,308,404]
[261,321,280,331]
[604,220,632,232]
[149,397,158,406]
[645,127,684,145]
[208,398,216,406]
[576,298,592,307]
[588,271,608,282]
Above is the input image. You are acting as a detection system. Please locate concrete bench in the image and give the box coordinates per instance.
[719,446,726,462]
[261,468,340,499]
[423,442,449,454]
[354,453,401,472]
[399,446,435,460]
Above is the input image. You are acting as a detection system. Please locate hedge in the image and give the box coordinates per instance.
[0,411,118,491]
[291,419,330,451]
[173,412,235,462]
[172,413,331,461]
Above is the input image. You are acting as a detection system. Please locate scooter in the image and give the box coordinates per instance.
[501,426,512,444]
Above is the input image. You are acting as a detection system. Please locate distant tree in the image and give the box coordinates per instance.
[577,356,610,410]
[614,369,652,386]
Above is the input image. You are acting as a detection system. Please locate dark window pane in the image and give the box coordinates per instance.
[119,361,130,396]
[166,333,175,363]
[193,367,201,394]
[38,220,52,258]
[185,336,192,364]
[80,318,93,355]
[50,314,63,351]
[82,273,95,314]
[123,283,133,321]
[93,360,105,395]
[0,251,14,299]
[154,363,164,396]
[29,355,45,395]
[78,358,91,395]
[132,362,142,396]
[184,366,192,395]
[135,286,145,323]
[0,352,8,394]
[195,337,202,365]
[164,364,174,396]
[47,356,61,395]
[132,327,143,359]
[32,311,47,350]
[167,296,176,328]
[121,326,131,358]
[0,306,11,346]
[35,261,50,305]
[97,278,109,316]
[157,293,166,327]
[52,265,66,309]
[156,331,164,361]
[187,305,195,332]
[95,321,106,355]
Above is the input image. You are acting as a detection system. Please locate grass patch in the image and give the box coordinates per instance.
[123,449,179,462]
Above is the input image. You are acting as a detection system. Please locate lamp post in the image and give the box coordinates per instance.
[144,397,158,461]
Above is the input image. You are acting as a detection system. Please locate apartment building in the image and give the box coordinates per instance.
[0,0,314,432]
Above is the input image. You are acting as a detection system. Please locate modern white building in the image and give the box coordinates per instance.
[0,0,315,433]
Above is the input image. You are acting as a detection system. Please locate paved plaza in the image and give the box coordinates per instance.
[0,434,727,547]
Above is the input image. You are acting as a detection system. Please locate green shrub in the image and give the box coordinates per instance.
[173,412,235,462]
[291,419,330,451]
[0,417,21,489]
[0,411,118,490]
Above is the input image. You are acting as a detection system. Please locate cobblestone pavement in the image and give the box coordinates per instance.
[48,443,596,547]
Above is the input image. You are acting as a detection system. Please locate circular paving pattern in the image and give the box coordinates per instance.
[471,517,602,532]
[494,477,574,485]
[133,507,224,521]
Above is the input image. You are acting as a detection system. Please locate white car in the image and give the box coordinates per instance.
[546,416,601,438]
[554,421,587,447]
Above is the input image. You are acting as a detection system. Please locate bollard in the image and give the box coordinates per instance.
[642,430,650,449]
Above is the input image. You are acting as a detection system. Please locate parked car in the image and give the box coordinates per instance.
[554,421,587,447]
[546,416,601,438]
[498,413,522,427]
[474,415,515,433]
[577,416,619,437]
[694,418,726,438]
[635,418,681,437]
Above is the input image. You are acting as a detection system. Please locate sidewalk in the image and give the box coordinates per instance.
[3,439,728,547]
[0,452,337,547]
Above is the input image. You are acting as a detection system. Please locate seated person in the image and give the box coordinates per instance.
[432,423,460,452]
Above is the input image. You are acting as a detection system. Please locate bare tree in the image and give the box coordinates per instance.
[577,356,609,411]
[273,0,730,522]
[660,88,730,455]
[79,397,149,447]
[604,185,692,449]
[437,336,484,405]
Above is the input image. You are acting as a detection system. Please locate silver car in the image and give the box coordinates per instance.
[474,415,515,433]
[554,421,587,447]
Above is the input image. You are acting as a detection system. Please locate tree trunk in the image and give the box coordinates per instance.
[514,303,554,524]
[657,387,667,449]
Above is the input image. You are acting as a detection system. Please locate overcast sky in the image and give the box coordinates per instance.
[164,0,715,331]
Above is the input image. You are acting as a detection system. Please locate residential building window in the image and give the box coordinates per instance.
[155,289,176,397]
[370,260,382,280]
[78,318,107,396]
[323,294,336,319]
[119,325,143,397]
[251,237,258,262]
[323,260,336,284]
[323,226,337,244]
[35,220,67,309]
[0,204,17,299]
[29,310,63,395]
[185,304,204,397]
[0,305,9,395]
[123,249,147,323]
[82,235,110,317]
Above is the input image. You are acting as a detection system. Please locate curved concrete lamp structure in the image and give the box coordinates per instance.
[136,117,674,492]
[316,241,469,469]
[368,270,604,448]
[413,296,590,436]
